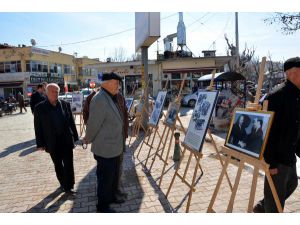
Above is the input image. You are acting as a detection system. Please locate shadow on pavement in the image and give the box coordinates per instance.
[68,141,145,213]
[0,139,36,158]
[26,188,69,213]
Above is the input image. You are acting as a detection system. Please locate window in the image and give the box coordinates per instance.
[64,64,74,75]
[26,61,48,72]
[0,63,4,73]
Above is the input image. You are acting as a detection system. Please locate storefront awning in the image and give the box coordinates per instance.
[163,67,219,74]
[0,81,23,88]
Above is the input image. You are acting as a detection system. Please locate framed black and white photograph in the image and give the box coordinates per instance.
[71,93,83,113]
[125,97,134,113]
[164,101,180,127]
[225,108,274,159]
[183,90,219,152]
[149,91,167,126]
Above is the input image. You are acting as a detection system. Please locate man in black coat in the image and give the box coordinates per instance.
[246,118,264,154]
[34,83,79,195]
[30,84,46,114]
[253,57,300,213]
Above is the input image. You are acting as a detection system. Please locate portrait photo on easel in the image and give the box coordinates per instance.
[225,108,274,159]
[148,90,167,126]
[183,89,219,152]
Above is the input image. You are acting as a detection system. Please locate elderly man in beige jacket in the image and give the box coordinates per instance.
[85,72,125,213]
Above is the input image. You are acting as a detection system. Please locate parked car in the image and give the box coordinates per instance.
[181,91,198,107]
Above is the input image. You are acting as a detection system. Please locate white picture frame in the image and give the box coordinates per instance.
[148,91,167,126]
[125,97,134,113]
[183,90,219,152]
[71,93,83,113]
[164,101,181,127]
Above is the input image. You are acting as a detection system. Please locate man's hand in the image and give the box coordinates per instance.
[37,147,45,151]
[269,168,278,175]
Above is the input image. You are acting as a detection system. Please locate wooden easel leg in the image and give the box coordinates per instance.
[247,167,259,213]
[182,152,192,181]
[136,127,152,159]
[149,125,168,172]
[166,147,187,198]
[145,127,158,167]
[186,154,201,213]
[265,170,283,212]
[208,130,233,191]
[207,154,231,212]
[158,129,174,187]
[226,160,244,213]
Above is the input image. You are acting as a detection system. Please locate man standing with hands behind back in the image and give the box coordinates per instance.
[84,72,125,213]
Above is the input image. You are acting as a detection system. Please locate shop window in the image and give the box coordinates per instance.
[0,63,4,73]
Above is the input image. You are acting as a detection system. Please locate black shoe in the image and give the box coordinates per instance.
[112,195,126,204]
[58,186,65,192]
[116,191,128,199]
[97,207,117,213]
[65,190,77,196]
[253,203,265,213]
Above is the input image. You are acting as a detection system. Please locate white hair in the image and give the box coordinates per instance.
[46,83,60,93]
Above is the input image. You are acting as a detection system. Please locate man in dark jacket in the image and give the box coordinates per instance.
[253,57,300,213]
[34,83,79,195]
[30,84,46,114]
[246,118,264,155]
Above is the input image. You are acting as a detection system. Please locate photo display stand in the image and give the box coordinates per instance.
[207,57,283,213]
[74,112,85,137]
[128,81,151,147]
[135,80,169,160]
[165,70,226,213]
[147,75,188,187]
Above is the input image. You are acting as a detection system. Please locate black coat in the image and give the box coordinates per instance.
[263,80,300,168]
[34,99,79,153]
[246,128,263,154]
[30,91,46,113]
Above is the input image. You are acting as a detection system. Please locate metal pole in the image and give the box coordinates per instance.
[235,12,239,70]
[141,46,149,128]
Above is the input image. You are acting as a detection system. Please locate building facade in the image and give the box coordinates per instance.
[0,44,99,99]
[87,55,233,97]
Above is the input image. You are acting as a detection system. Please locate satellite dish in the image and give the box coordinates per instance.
[58,47,62,52]
[30,39,36,46]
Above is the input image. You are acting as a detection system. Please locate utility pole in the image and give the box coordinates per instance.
[141,47,149,128]
[235,12,240,70]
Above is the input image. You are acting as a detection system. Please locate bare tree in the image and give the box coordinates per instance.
[264,12,300,35]
[111,47,127,62]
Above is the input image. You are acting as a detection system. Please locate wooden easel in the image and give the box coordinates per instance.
[146,75,188,186]
[128,81,151,147]
[166,143,203,213]
[207,56,283,213]
[135,80,169,160]
[165,70,234,212]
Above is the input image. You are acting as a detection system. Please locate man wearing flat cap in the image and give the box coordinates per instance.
[84,72,125,213]
[253,57,300,213]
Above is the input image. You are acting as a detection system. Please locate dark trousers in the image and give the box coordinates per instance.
[94,154,121,210]
[263,163,298,212]
[49,136,75,191]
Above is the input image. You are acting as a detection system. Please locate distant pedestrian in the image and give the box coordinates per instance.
[30,84,46,114]
[17,92,27,113]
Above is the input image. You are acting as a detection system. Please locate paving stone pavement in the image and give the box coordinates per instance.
[0,107,300,213]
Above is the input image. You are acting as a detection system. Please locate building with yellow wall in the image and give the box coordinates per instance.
[0,43,99,99]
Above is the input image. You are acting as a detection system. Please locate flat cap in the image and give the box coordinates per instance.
[102,72,123,82]
[283,57,300,72]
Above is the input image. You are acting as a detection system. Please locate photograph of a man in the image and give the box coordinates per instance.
[225,109,273,159]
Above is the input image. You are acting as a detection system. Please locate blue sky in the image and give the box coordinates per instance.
[0,12,299,62]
